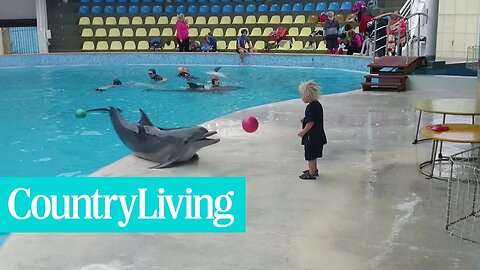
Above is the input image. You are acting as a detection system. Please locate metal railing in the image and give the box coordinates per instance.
[466,46,479,71]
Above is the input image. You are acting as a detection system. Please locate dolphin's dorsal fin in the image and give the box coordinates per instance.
[138,109,154,126]
[213,67,221,72]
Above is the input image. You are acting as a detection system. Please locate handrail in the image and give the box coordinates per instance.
[405,12,428,20]
[372,12,403,21]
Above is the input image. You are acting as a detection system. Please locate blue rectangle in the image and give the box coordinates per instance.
[0,177,246,232]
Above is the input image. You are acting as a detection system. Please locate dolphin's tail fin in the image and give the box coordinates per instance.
[213,67,221,72]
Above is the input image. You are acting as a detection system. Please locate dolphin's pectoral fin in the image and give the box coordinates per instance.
[138,109,154,126]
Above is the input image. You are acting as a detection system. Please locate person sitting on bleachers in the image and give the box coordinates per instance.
[201,32,217,52]
[236,29,257,64]
[266,26,289,51]
[345,29,364,55]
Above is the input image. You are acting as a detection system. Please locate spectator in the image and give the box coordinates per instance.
[237,29,257,64]
[365,16,388,57]
[323,11,340,54]
[201,33,217,52]
[175,13,189,52]
[387,11,407,56]
[345,29,363,55]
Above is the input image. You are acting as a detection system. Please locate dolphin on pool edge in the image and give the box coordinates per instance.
[87,107,220,169]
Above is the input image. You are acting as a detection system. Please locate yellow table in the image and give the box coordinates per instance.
[413,98,480,144]
[419,124,480,179]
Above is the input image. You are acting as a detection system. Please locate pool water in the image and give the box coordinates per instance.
[0,65,364,177]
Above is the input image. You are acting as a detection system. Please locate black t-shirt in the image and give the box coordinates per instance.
[302,100,327,146]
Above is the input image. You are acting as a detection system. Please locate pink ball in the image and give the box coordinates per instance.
[242,116,259,133]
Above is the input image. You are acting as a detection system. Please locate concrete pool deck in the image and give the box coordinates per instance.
[1,75,480,269]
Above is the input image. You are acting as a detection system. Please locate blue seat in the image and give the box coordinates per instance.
[116,5,127,13]
[210,4,221,13]
[280,4,291,12]
[222,5,233,12]
[154,0,164,2]
[328,1,340,10]
[117,0,127,3]
[104,5,115,13]
[234,4,245,12]
[80,0,90,3]
[244,0,253,2]
[105,0,115,3]
[130,0,140,3]
[79,5,89,14]
[316,2,327,11]
[292,3,303,12]
[221,0,230,2]
[91,5,102,14]
[92,0,103,3]
[198,0,207,2]
[246,4,256,12]
[187,5,198,13]
[176,5,186,13]
[186,0,196,3]
[142,0,152,3]
[340,1,352,10]
[269,4,280,12]
[304,3,314,11]
[128,5,139,13]
[140,5,151,13]
[199,4,209,13]
[257,3,268,12]
[152,5,163,13]
[209,0,219,2]
[231,0,241,2]
[175,0,185,2]
[165,5,175,13]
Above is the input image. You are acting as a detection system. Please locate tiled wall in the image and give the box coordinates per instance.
[0,53,372,72]
[437,0,480,60]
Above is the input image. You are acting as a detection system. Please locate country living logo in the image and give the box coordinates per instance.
[0,177,246,233]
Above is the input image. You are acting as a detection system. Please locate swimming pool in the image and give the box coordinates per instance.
[0,64,365,177]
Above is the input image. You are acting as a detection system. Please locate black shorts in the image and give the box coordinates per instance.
[304,144,324,161]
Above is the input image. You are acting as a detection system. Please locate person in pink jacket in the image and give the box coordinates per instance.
[175,13,189,52]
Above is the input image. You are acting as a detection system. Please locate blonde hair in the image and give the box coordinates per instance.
[298,80,321,101]
[347,29,356,40]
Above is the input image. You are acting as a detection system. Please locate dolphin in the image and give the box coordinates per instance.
[87,107,220,168]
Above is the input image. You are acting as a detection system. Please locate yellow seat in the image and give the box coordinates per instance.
[81,28,93,38]
[232,16,243,25]
[157,16,168,25]
[118,17,130,25]
[145,16,156,25]
[307,15,318,24]
[79,17,90,26]
[95,28,107,37]
[216,40,227,50]
[189,28,198,37]
[277,41,291,51]
[105,17,117,25]
[314,26,323,32]
[294,15,306,24]
[281,15,293,24]
[132,17,143,25]
[291,41,303,50]
[245,15,256,24]
[336,14,345,24]
[96,41,109,51]
[254,40,265,50]
[162,28,173,36]
[219,16,231,25]
[257,15,268,24]
[149,28,161,36]
[136,28,147,37]
[299,27,312,37]
[212,28,223,38]
[208,16,219,25]
[163,41,176,50]
[170,16,177,24]
[289,27,299,37]
[199,28,211,37]
[195,16,206,25]
[250,27,261,37]
[269,15,280,24]
[224,28,236,37]
[262,27,273,36]
[317,41,327,50]
[110,41,122,51]
[185,16,194,24]
[92,17,104,26]
[82,41,94,51]
[124,41,136,50]
[138,41,149,50]
[227,40,237,50]
[122,28,134,37]
[108,28,121,37]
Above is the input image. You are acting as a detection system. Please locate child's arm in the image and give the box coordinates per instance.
[298,122,314,137]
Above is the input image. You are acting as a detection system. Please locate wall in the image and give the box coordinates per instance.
[0,0,36,20]
[437,0,480,61]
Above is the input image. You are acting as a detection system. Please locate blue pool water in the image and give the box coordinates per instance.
[0,65,364,177]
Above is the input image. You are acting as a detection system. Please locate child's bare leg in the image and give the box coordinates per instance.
[308,160,317,175]
[239,50,245,64]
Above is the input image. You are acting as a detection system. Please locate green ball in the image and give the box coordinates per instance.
[75,109,87,118]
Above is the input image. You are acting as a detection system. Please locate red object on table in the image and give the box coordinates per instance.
[427,125,450,132]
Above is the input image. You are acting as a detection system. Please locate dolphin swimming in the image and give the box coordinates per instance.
[87,107,220,168]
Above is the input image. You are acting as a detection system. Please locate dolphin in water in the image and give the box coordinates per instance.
[87,107,220,168]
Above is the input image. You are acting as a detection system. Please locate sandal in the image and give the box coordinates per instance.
[299,171,316,180]
[302,169,319,176]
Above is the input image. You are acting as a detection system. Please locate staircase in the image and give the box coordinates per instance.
[362,56,426,91]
